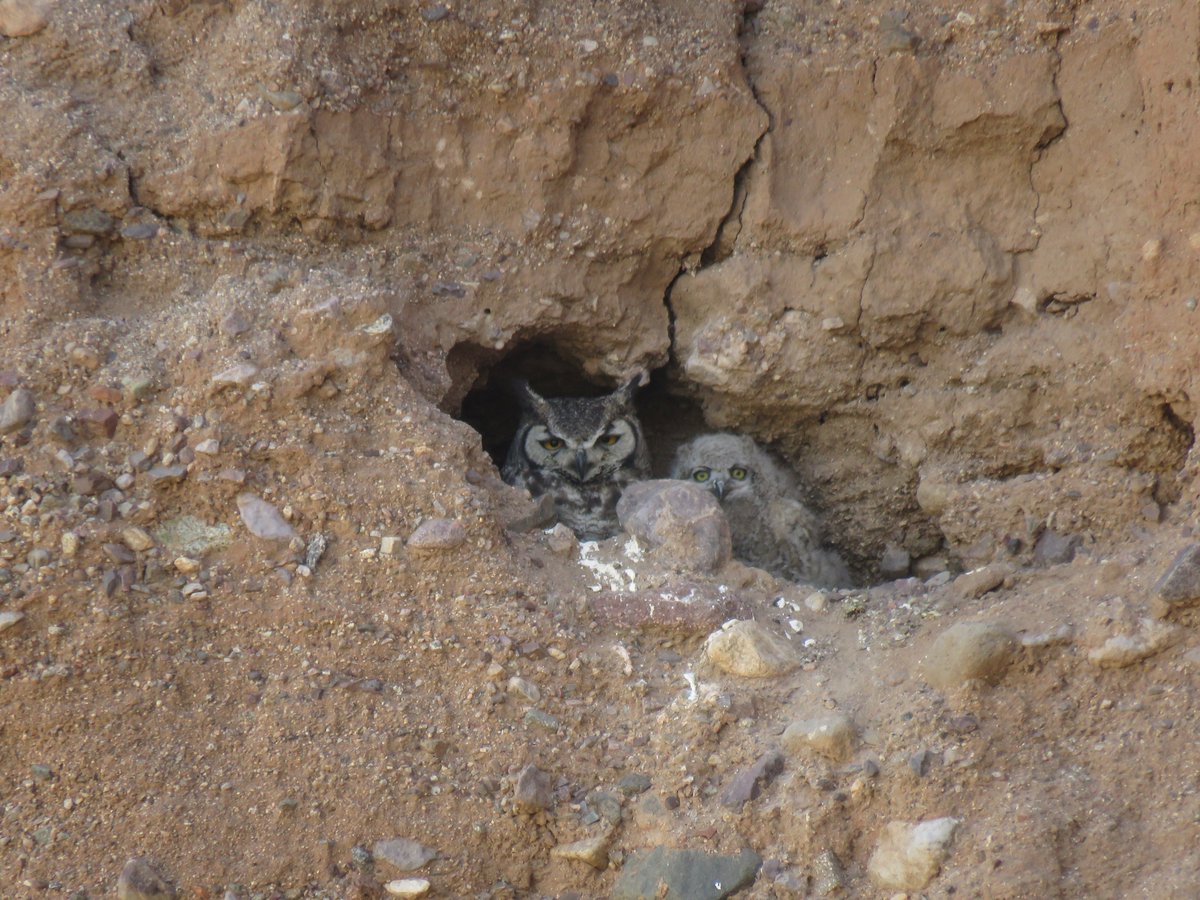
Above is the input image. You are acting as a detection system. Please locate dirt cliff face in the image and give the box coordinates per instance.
[4,1,1200,897]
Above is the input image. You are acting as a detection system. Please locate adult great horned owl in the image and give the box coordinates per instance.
[671,432,851,587]
[502,377,649,541]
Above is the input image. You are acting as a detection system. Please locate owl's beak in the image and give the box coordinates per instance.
[574,449,589,480]
[712,479,726,501]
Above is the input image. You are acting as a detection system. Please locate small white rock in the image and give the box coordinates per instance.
[380,535,403,557]
[384,878,431,897]
[580,38,599,53]
[0,610,25,632]
[194,438,220,455]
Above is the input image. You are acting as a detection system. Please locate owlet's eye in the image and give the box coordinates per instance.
[600,433,621,446]
[692,468,711,482]
[730,467,748,480]
[540,437,564,451]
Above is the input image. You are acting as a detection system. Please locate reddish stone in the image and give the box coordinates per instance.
[77,406,118,438]
[86,384,124,405]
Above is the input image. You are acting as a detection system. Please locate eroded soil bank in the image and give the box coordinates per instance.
[3,1,1200,897]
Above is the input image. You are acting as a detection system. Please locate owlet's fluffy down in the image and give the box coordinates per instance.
[671,432,851,587]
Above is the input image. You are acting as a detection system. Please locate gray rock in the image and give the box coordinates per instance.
[1154,543,1200,607]
[236,493,296,541]
[618,773,652,797]
[812,848,848,896]
[880,545,911,579]
[117,857,175,900]
[407,518,467,551]
[305,533,328,569]
[616,480,731,574]
[1034,530,1081,566]
[121,222,159,240]
[148,465,188,484]
[612,847,762,900]
[720,748,784,810]
[514,764,551,814]
[420,4,450,21]
[0,388,35,434]
[372,837,437,872]
[921,621,1019,690]
[62,207,114,235]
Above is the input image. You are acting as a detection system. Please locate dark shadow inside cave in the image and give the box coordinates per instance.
[452,340,706,477]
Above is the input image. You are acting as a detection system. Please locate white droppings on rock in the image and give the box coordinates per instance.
[868,817,961,891]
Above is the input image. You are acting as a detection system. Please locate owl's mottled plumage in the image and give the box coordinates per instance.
[502,377,649,541]
[671,433,851,587]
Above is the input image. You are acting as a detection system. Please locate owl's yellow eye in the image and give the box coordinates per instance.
[692,468,710,482]
[540,438,564,451]
[600,433,621,446]
[730,467,748,480]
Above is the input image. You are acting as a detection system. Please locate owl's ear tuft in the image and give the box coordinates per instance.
[511,378,550,414]
[610,372,645,409]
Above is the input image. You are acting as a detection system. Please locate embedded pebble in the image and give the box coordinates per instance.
[1153,543,1200,608]
[868,818,960,891]
[373,837,437,872]
[194,438,220,455]
[920,621,1018,690]
[506,676,541,704]
[61,532,79,557]
[953,564,1010,600]
[117,857,174,900]
[781,712,858,762]
[236,493,296,541]
[384,879,430,898]
[420,4,449,21]
[514,764,551,813]
[0,0,51,36]
[719,748,784,810]
[174,557,201,575]
[121,527,155,552]
[612,847,762,900]
[0,388,35,434]
[552,833,610,869]
[1087,617,1180,668]
[0,611,25,632]
[407,518,466,551]
[704,619,799,677]
[211,363,259,390]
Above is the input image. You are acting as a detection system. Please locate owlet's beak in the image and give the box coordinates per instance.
[712,479,727,501]
[575,449,588,480]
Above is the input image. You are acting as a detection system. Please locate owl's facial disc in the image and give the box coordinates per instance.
[524,419,637,484]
